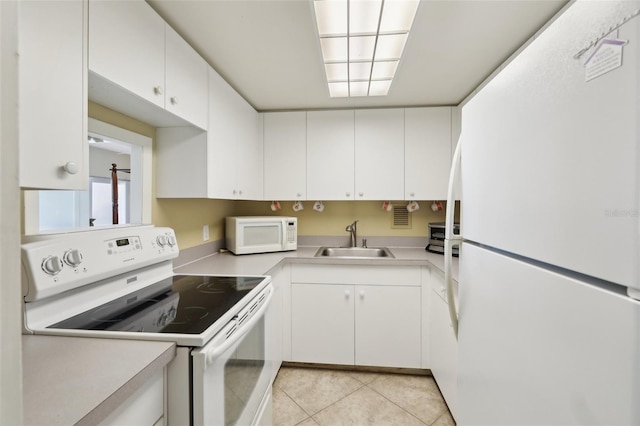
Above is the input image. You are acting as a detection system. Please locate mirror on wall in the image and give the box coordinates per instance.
[24,119,152,235]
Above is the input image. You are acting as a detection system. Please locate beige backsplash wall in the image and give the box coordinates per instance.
[235,200,459,239]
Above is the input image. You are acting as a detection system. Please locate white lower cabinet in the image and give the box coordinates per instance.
[99,371,164,426]
[355,284,421,368]
[290,264,421,369]
[428,267,458,420]
[266,265,286,382]
[291,283,355,365]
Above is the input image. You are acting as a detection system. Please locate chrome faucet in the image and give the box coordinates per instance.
[345,220,358,247]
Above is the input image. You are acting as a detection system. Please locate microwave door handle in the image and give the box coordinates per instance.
[199,288,273,368]
[282,220,289,250]
[282,221,287,250]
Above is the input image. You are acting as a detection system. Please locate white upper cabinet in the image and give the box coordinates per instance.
[164,26,208,130]
[235,102,264,200]
[263,112,307,200]
[89,0,207,129]
[307,110,355,200]
[208,67,262,200]
[355,109,405,200]
[89,0,165,108]
[156,67,261,199]
[19,0,88,190]
[405,107,452,200]
[206,68,237,199]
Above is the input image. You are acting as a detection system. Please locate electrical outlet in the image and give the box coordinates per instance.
[203,225,210,241]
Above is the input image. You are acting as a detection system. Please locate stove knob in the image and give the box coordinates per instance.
[41,255,63,275]
[158,313,168,326]
[167,235,177,247]
[63,249,83,267]
[156,235,167,247]
[167,306,177,323]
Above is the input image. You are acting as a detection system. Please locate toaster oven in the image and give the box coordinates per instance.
[426,222,460,256]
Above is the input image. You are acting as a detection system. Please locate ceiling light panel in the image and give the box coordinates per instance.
[325,63,348,82]
[349,35,376,61]
[350,62,372,80]
[374,33,408,60]
[349,0,382,35]
[350,81,370,97]
[320,37,348,62]
[369,80,392,96]
[371,60,398,80]
[379,0,420,33]
[314,0,419,98]
[314,0,348,36]
[328,82,349,97]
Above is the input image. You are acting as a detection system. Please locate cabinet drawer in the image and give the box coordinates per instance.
[291,264,420,286]
[100,371,164,425]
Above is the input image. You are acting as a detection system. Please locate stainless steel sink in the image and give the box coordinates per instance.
[314,247,395,259]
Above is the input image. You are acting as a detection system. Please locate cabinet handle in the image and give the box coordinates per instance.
[153,86,163,95]
[170,96,178,105]
[359,290,365,299]
[233,190,237,195]
[346,192,351,197]
[410,192,415,197]
[63,162,79,175]
[238,190,243,196]
[345,289,351,299]
[359,192,364,197]
[297,193,302,198]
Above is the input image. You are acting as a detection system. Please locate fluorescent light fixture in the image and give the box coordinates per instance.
[314,0,419,97]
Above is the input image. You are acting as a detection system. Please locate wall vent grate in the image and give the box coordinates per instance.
[391,205,412,229]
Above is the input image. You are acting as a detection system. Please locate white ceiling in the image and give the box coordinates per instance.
[147,0,569,112]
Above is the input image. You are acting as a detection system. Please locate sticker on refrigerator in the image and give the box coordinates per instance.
[583,32,627,82]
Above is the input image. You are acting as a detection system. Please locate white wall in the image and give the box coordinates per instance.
[1,1,23,423]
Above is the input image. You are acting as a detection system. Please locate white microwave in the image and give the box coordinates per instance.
[225,216,297,255]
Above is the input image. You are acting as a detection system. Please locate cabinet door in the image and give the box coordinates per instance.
[429,272,458,417]
[263,112,307,200]
[207,67,239,199]
[291,284,354,365]
[19,0,87,190]
[405,107,452,200]
[236,103,263,200]
[307,110,355,200]
[355,109,404,200]
[165,25,208,130]
[355,285,421,368]
[89,0,165,108]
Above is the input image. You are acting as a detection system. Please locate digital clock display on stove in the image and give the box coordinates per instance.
[115,238,130,247]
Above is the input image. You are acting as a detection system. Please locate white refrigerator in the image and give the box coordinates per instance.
[445,1,640,424]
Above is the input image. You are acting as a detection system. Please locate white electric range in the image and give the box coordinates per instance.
[21,225,273,426]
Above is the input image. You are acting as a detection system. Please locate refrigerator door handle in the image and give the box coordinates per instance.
[445,134,463,339]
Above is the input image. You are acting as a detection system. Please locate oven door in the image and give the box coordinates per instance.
[192,287,273,426]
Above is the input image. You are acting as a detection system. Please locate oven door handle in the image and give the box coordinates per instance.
[199,287,272,369]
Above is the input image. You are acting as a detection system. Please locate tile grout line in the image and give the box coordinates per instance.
[364,382,430,425]
[305,378,369,421]
[278,385,317,419]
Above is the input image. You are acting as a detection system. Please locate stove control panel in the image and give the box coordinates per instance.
[106,236,142,256]
[21,226,179,302]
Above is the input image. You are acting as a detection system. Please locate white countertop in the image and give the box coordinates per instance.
[175,245,459,282]
[22,335,175,426]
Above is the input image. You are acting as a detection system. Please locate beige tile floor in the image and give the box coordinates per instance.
[272,366,456,426]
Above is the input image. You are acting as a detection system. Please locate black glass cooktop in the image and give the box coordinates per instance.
[49,275,266,335]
